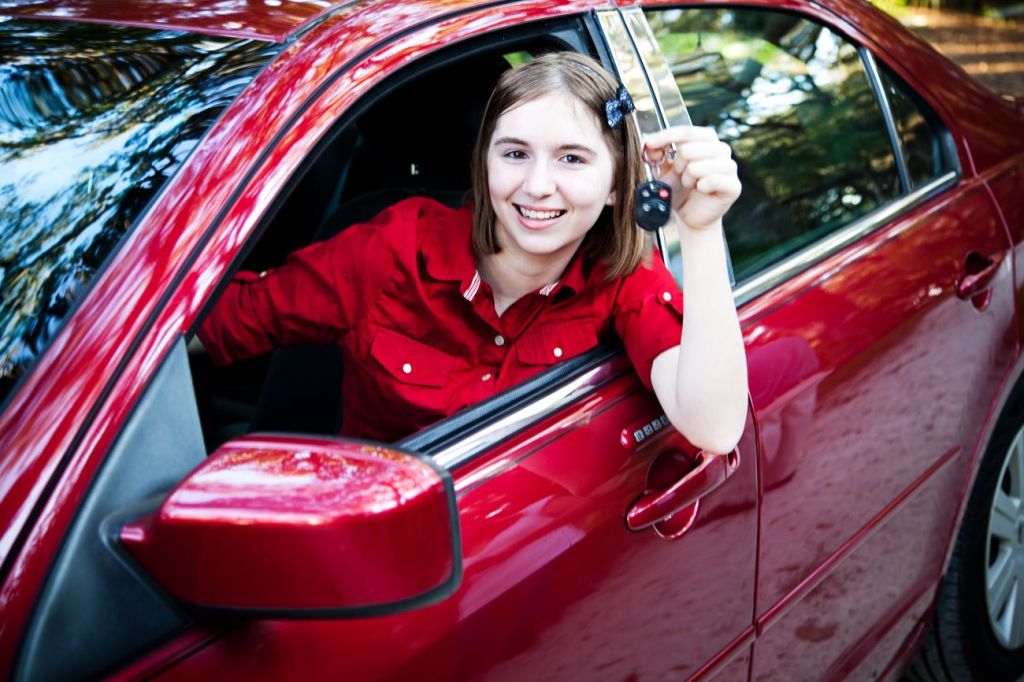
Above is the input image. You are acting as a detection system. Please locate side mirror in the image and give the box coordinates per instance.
[117,435,461,617]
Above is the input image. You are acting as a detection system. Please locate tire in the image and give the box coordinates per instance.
[906,393,1024,682]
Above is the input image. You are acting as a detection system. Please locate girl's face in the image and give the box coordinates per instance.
[486,92,616,266]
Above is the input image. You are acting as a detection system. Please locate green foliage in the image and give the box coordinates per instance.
[647,7,901,282]
[868,0,1011,16]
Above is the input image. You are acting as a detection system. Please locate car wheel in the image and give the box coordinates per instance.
[906,393,1024,681]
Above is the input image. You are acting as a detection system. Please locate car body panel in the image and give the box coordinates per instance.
[739,111,1018,682]
[1,0,1023,678]
[132,377,757,680]
[984,164,1024,337]
[0,0,375,42]
[633,0,1022,674]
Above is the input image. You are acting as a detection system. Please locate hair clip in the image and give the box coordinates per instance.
[605,85,635,129]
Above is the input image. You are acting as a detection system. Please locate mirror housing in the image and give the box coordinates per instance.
[118,435,460,617]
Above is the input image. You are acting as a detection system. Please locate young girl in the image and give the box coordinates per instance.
[198,52,747,453]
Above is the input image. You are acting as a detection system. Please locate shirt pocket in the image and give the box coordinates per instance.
[370,327,454,387]
[517,319,598,366]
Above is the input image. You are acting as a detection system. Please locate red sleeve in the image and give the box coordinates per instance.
[612,249,684,391]
[197,200,412,365]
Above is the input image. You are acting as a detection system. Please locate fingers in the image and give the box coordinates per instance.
[642,126,740,228]
[643,125,719,154]
[666,149,738,194]
[679,157,738,182]
[643,128,734,179]
[695,172,742,198]
[678,158,740,199]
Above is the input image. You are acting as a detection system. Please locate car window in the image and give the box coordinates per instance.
[644,8,901,283]
[193,26,600,451]
[878,66,947,189]
[0,20,278,405]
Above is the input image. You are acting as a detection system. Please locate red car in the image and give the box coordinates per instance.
[1,0,1022,680]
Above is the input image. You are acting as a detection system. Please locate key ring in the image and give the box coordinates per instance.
[641,145,677,179]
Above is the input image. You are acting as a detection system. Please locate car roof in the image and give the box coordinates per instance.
[0,0,365,43]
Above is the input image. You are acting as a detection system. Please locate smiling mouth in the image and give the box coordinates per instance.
[516,205,566,221]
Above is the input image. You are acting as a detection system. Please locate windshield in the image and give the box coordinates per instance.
[0,19,279,403]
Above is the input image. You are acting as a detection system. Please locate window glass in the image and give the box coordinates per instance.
[879,67,945,189]
[0,20,279,403]
[646,9,900,283]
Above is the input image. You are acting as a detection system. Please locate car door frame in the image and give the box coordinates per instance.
[631,0,1021,678]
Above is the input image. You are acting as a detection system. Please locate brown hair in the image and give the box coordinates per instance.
[470,52,647,280]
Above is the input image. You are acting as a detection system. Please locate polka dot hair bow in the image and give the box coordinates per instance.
[605,85,635,129]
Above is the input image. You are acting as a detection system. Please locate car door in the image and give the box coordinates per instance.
[146,9,759,681]
[642,3,1018,679]
[7,4,759,682]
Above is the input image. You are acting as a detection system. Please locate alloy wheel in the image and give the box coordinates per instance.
[986,423,1024,649]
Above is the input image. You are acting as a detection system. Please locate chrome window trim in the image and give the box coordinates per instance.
[595,10,664,136]
[861,48,912,193]
[620,7,693,128]
[431,362,625,470]
[595,9,677,275]
[732,170,959,306]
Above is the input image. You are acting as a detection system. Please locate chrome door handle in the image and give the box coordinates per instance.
[957,252,1004,300]
[626,449,740,531]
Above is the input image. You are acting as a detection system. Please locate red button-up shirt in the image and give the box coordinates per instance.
[199,197,683,442]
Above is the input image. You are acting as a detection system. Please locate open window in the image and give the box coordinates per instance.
[190,19,608,453]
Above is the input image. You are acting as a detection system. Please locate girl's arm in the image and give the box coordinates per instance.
[645,126,748,454]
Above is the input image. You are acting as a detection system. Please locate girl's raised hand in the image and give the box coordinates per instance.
[642,126,741,232]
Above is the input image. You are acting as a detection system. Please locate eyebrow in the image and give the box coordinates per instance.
[492,136,598,155]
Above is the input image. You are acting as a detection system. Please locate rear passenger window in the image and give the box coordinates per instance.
[645,8,900,283]
[879,67,946,189]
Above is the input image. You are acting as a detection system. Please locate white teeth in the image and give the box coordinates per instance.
[518,206,564,220]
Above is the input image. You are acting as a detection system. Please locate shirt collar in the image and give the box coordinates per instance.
[420,204,590,302]
[540,247,588,299]
[421,203,478,293]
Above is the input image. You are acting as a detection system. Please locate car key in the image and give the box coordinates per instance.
[635,151,673,232]
[635,179,672,231]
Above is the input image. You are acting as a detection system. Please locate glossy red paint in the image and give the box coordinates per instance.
[1,0,1022,679]
[134,377,758,680]
[742,168,1017,678]
[0,0,345,42]
[623,5,1022,678]
[626,448,740,530]
[985,164,1024,334]
[630,5,1023,677]
[121,436,456,611]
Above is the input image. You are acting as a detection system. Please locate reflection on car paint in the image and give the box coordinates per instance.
[0,20,278,401]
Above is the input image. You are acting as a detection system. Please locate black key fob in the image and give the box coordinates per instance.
[635,180,673,231]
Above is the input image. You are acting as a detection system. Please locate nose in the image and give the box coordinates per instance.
[523,160,555,198]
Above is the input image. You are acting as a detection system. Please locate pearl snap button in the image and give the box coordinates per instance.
[662,291,672,302]
[481,373,492,381]
[553,347,563,358]
[402,363,412,374]
[495,335,505,347]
